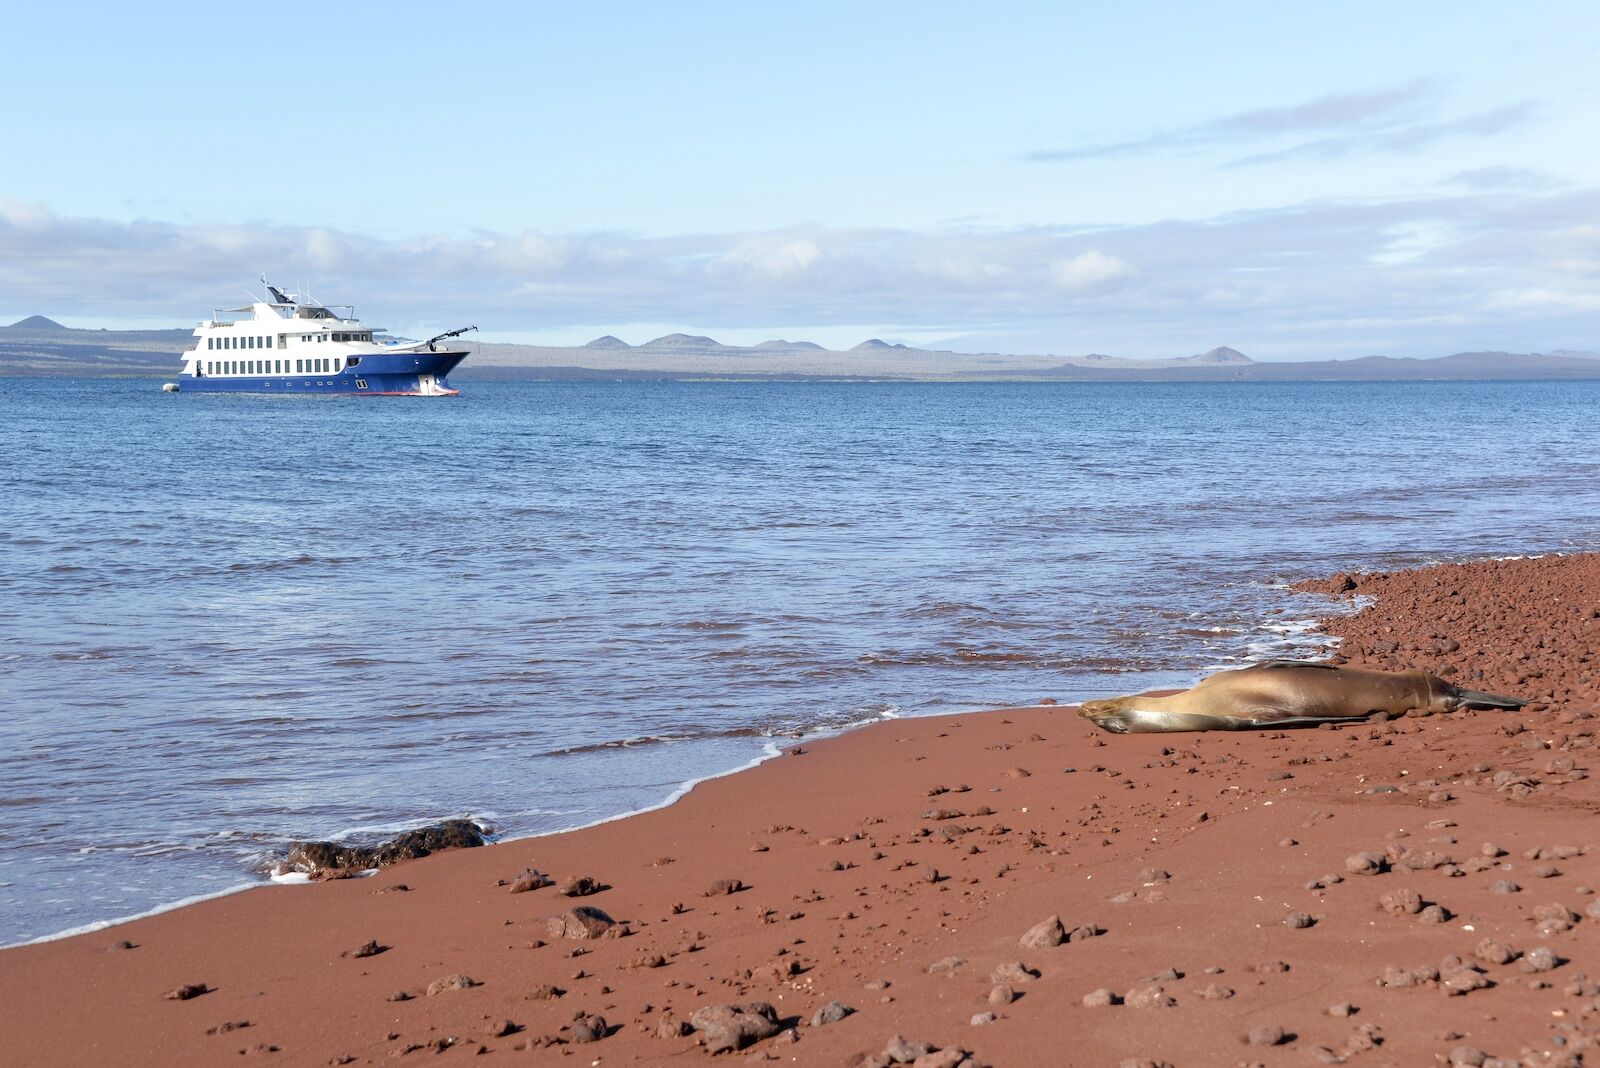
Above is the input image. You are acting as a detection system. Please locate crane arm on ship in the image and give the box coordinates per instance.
[426,325,478,351]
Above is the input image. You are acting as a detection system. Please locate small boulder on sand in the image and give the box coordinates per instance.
[546,907,614,940]
[508,869,553,894]
[1018,915,1065,948]
[426,974,480,996]
[689,1001,781,1053]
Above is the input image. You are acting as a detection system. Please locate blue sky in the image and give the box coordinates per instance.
[2,2,1598,357]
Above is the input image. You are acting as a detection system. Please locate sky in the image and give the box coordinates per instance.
[2,2,1598,358]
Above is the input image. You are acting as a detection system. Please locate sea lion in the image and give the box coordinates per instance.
[1079,660,1523,734]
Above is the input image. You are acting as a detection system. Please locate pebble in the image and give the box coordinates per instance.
[1081,988,1117,1007]
[1285,912,1315,929]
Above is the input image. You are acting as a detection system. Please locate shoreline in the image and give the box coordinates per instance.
[3,553,1597,1066]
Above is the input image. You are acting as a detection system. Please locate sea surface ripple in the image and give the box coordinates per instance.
[2,377,1598,943]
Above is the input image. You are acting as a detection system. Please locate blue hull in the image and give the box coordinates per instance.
[180,349,467,396]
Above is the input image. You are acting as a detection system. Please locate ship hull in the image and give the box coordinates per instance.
[179,349,467,397]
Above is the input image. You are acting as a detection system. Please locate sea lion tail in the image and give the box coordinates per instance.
[1452,688,1525,710]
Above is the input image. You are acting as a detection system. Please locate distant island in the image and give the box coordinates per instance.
[3,315,1599,382]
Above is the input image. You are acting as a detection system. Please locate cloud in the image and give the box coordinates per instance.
[1228,104,1534,166]
[1025,82,1532,166]
[1444,165,1563,192]
[1049,251,1138,291]
[3,185,1600,358]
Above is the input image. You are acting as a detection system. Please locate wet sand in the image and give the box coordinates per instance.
[3,553,1597,1067]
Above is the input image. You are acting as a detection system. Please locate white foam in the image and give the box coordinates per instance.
[12,880,278,948]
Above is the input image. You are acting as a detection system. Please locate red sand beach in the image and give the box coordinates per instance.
[2,553,1597,1067]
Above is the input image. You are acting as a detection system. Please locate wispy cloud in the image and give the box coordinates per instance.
[1228,103,1534,166]
[1025,82,1533,166]
[3,184,1598,358]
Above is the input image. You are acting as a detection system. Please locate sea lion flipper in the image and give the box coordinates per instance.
[1451,688,1525,710]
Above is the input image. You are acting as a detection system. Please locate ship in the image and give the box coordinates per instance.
[171,280,474,396]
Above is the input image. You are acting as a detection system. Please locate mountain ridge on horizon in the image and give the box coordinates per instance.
[3,314,1599,381]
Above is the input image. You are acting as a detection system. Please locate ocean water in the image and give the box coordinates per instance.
[3,377,1599,945]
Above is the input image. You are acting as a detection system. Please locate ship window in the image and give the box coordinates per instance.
[295,359,302,372]
[206,338,213,350]
[266,336,273,348]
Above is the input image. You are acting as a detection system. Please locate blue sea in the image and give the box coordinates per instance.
[3,377,1598,945]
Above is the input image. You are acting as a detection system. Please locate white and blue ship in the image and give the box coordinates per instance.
[173,281,474,396]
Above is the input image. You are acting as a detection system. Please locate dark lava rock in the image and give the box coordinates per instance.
[812,1000,855,1026]
[689,1001,781,1053]
[349,940,386,958]
[164,983,211,1001]
[704,878,746,897]
[284,819,487,874]
[570,1013,608,1043]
